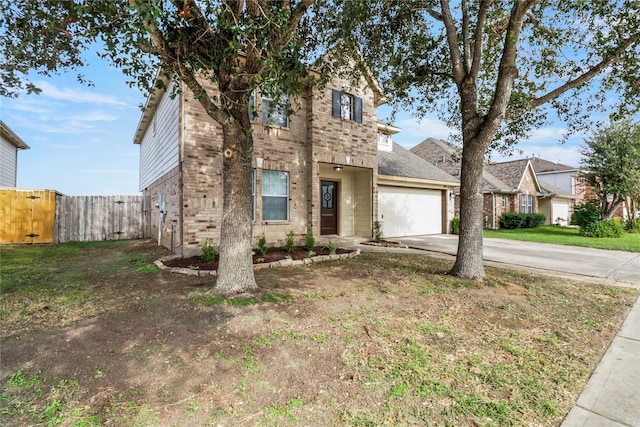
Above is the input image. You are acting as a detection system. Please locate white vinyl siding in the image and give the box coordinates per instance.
[138,86,180,190]
[378,186,443,237]
[0,138,18,187]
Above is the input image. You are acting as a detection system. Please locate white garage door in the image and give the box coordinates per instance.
[552,200,571,225]
[378,186,443,237]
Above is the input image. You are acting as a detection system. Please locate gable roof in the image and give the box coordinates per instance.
[537,180,576,199]
[529,157,579,174]
[485,159,541,192]
[410,138,516,193]
[1,120,30,150]
[410,138,461,176]
[378,142,458,185]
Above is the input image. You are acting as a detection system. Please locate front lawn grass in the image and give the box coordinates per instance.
[484,225,640,252]
[1,240,638,426]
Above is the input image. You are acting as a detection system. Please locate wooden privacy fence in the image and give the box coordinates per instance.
[0,189,144,244]
[0,188,57,244]
[55,195,143,243]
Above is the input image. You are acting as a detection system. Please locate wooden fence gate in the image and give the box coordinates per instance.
[0,188,58,244]
[55,195,143,243]
[0,189,144,244]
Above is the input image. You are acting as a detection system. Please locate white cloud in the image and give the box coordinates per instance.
[391,117,457,149]
[67,112,119,122]
[36,81,128,107]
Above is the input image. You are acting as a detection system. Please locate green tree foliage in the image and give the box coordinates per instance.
[571,199,601,228]
[580,119,640,221]
[1,0,315,294]
[317,0,640,280]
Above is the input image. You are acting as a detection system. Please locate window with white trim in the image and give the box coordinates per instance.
[520,194,533,213]
[251,169,256,221]
[332,89,362,123]
[377,132,392,151]
[261,93,289,127]
[501,194,506,208]
[262,170,289,221]
[248,90,258,120]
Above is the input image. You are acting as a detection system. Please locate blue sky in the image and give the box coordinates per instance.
[3,55,589,196]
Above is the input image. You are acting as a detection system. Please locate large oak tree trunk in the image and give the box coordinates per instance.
[213,121,258,294]
[450,136,487,280]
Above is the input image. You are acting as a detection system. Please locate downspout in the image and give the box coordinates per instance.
[14,147,19,186]
[492,192,496,229]
[178,85,186,255]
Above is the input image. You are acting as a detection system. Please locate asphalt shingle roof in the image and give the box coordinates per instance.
[378,142,459,184]
[529,157,578,173]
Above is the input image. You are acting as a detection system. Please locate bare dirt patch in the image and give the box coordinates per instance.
[1,240,637,426]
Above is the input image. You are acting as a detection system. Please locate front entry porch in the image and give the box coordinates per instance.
[317,163,373,239]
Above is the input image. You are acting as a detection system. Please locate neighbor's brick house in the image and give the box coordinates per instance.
[411,138,574,228]
[134,67,387,256]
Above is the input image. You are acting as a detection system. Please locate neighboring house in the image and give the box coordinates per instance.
[377,129,458,237]
[134,65,387,256]
[529,156,626,218]
[485,159,574,227]
[0,120,30,187]
[411,138,574,228]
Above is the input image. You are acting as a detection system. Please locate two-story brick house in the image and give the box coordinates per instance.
[134,67,388,256]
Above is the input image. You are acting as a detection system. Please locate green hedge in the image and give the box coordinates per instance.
[500,212,546,229]
[578,220,625,238]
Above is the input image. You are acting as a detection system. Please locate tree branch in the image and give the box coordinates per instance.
[139,10,227,125]
[469,0,492,81]
[507,36,637,119]
[439,0,465,86]
[478,0,531,142]
[462,0,471,74]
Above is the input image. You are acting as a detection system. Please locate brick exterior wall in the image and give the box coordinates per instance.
[142,165,181,250]
[482,167,539,229]
[142,72,379,257]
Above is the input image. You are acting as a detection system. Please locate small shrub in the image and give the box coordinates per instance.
[308,250,316,257]
[326,240,339,255]
[623,219,640,234]
[524,213,546,228]
[500,212,525,229]
[571,199,600,227]
[304,231,315,251]
[579,220,625,238]
[284,230,295,253]
[257,233,268,256]
[201,238,217,262]
[451,216,460,234]
[500,212,545,229]
[373,220,383,242]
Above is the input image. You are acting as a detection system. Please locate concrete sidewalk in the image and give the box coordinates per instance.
[561,296,640,427]
[352,236,640,427]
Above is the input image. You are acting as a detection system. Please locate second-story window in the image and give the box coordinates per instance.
[248,90,258,120]
[377,132,392,151]
[332,89,362,123]
[262,93,289,128]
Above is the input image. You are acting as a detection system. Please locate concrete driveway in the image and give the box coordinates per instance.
[394,235,640,287]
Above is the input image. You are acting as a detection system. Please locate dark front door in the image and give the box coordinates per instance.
[321,180,338,235]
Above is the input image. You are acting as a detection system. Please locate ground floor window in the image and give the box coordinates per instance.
[520,194,533,213]
[262,170,289,221]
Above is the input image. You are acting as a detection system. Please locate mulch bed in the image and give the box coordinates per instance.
[162,246,352,271]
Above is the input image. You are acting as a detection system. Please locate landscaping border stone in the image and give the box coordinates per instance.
[154,249,361,277]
